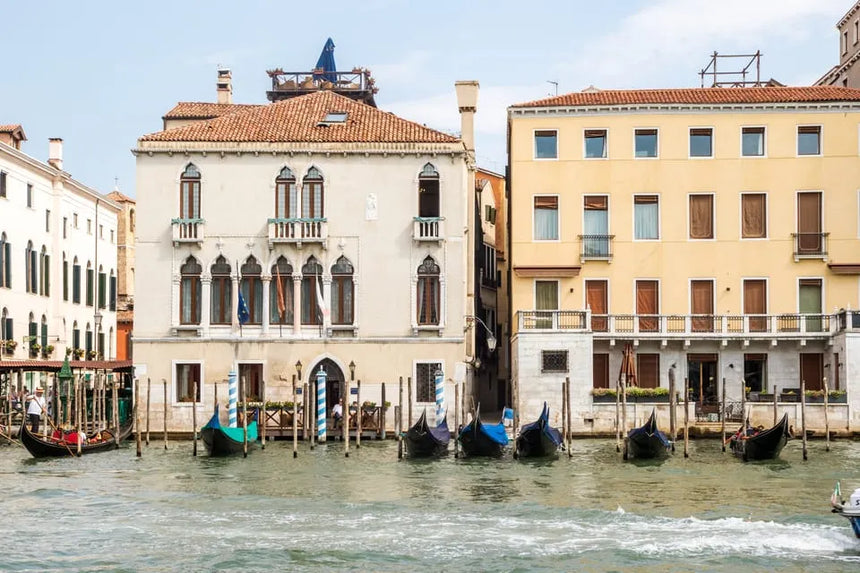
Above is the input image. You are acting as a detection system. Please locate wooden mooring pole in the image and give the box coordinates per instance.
[683,377,689,459]
[344,377,350,458]
[407,376,413,428]
[242,377,248,458]
[356,380,362,449]
[162,379,168,450]
[380,383,387,440]
[621,374,628,460]
[454,381,460,459]
[192,380,198,457]
[721,377,726,453]
[397,376,404,460]
[292,375,298,458]
[145,378,151,446]
[135,377,142,458]
[566,377,573,458]
[772,384,778,426]
[561,378,568,457]
[615,375,621,453]
[823,376,831,453]
[75,378,82,456]
[669,367,676,452]
[801,379,808,461]
[260,379,266,450]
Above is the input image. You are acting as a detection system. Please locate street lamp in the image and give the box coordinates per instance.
[295,360,302,382]
[465,315,497,352]
[348,360,356,381]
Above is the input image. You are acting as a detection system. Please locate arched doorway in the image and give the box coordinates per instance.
[309,358,346,410]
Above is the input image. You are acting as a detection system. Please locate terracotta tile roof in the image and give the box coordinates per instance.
[142,91,460,144]
[0,124,23,132]
[162,102,261,120]
[106,190,134,203]
[512,86,860,108]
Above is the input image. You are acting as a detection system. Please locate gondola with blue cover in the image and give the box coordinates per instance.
[405,410,450,457]
[515,402,562,458]
[626,408,671,460]
[201,404,258,456]
[458,406,508,457]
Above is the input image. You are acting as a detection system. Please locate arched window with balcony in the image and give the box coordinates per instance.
[86,261,94,306]
[331,256,354,325]
[28,312,36,355]
[40,314,48,349]
[301,256,323,325]
[180,256,202,325]
[72,320,80,354]
[180,164,201,219]
[270,256,293,325]
[210,256,232,325]
[275,167,297,219]
[301,167,324,219]
[1,307,11,350]
[240,256,263,325]
[418,163,440,218]
[0,232,9,288]
[85,323,92,355]
[98,264,106,309]
[109,269,116,311]
[417,256,440,325]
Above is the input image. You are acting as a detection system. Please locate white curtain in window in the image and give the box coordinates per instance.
[535,281,558,310]
[534,206,558,240]
[289,186,298,218]
[634,202,658,239]
[583,209,608,236]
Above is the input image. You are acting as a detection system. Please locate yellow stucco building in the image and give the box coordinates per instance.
[507,86,860,433]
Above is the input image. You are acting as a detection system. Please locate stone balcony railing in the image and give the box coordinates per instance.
[267,217,328,248]
[413,217,445,242]
[517,309,860,339]
[171,218,205,246]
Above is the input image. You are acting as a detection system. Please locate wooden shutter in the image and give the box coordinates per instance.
[636,280,658,332]
[743,279,767,332]
[583,195,607,210]
[637,354,660,389]
[800,353,823,391]
[593,354,609,389]
[691,280,714,332]
[741,194,766,238]
[796,192,822,253]
[689,195,714,239]
[586,280,608,332]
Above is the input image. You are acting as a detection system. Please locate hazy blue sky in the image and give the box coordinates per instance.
[0,0,849,197]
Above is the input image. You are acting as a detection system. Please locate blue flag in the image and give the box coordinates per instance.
[503,407,514,421]
[237,290,250,325]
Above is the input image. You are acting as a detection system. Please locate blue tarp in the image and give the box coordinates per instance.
[204,405,258,442]
[314,38,337,83]
[478,420,509,445]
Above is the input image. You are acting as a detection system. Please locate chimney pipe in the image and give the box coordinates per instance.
[217,69,232,104]
[455,81,479,156]
[48,138,63,170]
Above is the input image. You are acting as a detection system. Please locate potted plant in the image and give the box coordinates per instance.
[87,350,98,360]
[807,389,848,404]
[65,347,72,357]
[30,343,42,357]
[73,348,85,360]
[42,344,54,358]
[780,390,799,403]
[591,387,617,403]
[362,400,376,412]
[3,339,16,354]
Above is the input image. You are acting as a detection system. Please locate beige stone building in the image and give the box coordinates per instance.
[106,188,135,360]
[133,71,481,433]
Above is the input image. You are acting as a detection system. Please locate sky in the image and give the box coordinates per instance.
[0,0,850,198]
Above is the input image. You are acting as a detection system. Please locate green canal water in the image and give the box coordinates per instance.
[2,438,858,572]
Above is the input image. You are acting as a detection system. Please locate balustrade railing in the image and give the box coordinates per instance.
[171,218,205,244]
[413,217,445,241]
[267,218,328,244]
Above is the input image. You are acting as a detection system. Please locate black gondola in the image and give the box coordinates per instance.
[200,405,258,456]
[626,408,671,460]
[515,402,562,458]
[20,421,133,458]
[728,413,790,461]
[458,406,509,457]
[405,410,450,457]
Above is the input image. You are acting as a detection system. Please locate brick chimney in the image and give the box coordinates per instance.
[455,81,479,155]
[48,138,63,170]
[217,69,232,104]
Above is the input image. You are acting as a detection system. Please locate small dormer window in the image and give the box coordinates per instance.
[323,112,348,123]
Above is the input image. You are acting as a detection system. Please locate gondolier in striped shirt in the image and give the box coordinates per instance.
[26,387,46,433]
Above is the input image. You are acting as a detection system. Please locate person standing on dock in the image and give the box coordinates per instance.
[26,387,46,433]
[332,399,343,429]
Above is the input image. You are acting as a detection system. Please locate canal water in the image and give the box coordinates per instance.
[2,437,858,572]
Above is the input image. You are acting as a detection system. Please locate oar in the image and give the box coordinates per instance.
[38,411,78,458]
[0,428,26,448]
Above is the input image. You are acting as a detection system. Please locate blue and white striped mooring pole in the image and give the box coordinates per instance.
[228,370,238,428]
[435,370,444,426]
[316,367,327,442]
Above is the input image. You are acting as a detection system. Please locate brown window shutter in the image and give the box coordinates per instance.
[593,354,609,389]
[800,353,823,391]
[634,195,658,204]
[637,354,660,389]
[584,195,608,210]
[534,196,558,209]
